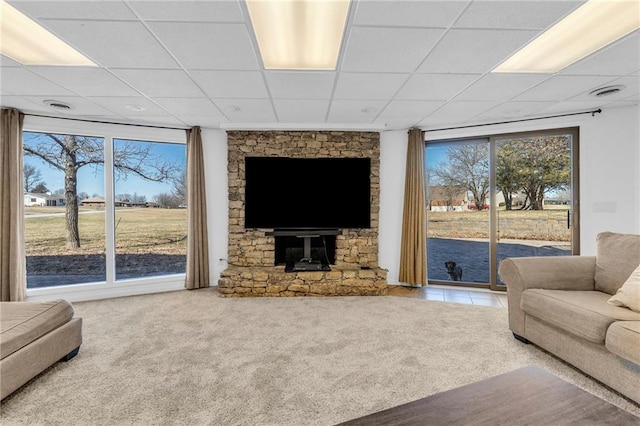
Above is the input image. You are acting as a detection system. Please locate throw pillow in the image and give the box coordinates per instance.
[608,263,640,313]
[595,232,640,295]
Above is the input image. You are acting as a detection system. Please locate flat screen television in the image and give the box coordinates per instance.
[244,157,371,229]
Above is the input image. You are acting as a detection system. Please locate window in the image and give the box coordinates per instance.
[22,118,187,297]
[23,131,106,288]
[113,139,186,280]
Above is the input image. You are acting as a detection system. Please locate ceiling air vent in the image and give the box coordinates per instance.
[44,100,74,110]
[589,85,625,97]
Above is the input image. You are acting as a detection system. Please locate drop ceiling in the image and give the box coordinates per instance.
[1,0,638,131]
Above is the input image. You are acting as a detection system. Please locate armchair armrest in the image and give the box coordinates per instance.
[498,256,596,337]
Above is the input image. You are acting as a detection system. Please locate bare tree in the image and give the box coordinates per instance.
[32,182,49,194]
[24,133,177,248]
[154,192,181,208]
[434,144,490,211]
[172,168,186,206]
[23,164,43,192]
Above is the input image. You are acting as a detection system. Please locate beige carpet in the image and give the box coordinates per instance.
[2,289,638,425]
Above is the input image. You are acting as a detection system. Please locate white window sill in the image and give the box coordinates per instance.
[26,274,186,303]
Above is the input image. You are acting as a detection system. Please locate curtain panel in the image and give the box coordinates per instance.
[185,127,210,289]
[399,128,427,286]
[0,108,27,301]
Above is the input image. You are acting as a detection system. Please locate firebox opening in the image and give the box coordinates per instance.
[275,234,336,272]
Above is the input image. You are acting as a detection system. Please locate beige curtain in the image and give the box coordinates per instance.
[185,127,210,289]
[399,128,427,286]
[0,108,27,301]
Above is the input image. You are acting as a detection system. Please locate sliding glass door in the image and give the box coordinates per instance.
[426,128,579,290]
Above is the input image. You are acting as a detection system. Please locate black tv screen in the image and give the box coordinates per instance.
[245,157,371,229]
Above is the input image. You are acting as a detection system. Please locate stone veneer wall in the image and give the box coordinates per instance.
[226,131,380,268]
[220,131,386,297]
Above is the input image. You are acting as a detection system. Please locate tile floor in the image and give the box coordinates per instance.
[387,285,508,308]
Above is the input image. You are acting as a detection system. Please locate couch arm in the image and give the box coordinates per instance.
[498,256,596,337]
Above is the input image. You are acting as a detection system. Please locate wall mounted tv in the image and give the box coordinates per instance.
[244,157,371,229]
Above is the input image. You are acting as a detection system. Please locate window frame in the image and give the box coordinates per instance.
[23,116,187,302]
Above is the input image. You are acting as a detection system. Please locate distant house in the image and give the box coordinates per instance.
[117,199,146,208]
[427,186,469,212]
[24,192,65,207]
[81,196,106,208]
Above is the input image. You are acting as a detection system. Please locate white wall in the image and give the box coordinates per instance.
[204,106,639,285]
[201,128,229,285]
[377,105,640,284]
[378,130,408,284]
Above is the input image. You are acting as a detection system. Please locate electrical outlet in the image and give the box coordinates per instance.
[593,202,617,213]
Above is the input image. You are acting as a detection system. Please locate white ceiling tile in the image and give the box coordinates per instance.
[537,100,611,115]
[179,115,229,128]
[418,116,470,129]
[513,75,619,101]
[602,101,639,109]
[474,101,556,121]
[273,100,330,122]
[24,96,120,116]
[39,20,179,68]
[191,70,269,99]
[374,116,424,130]
[418,29,539,74]
[212,99,276,122]
[334,73,409,100]
[454,1,580,29]
[561,32,640,76]
[341,27,445,73]
[327,100,388,123]
[353,1,469,27]
[149,23,259,70]
[454,74,549,101]
[30,68,140,97]
[85,96,170,116]
[265,72,335,99]
[0,68,75,96]
[0,95,47,112]
[427,101,502,121]
[111,69,204,97]
[128,0,244,22]
[380,100,443,117]
[395,74,480,101]
[152,98,224,117]
[0,56,22,67]
[9,0,136,20]
[569,76,640,102]
[121,115,188,127]
[191,71,268,99]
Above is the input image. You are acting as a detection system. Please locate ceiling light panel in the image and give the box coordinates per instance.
[494,0,640,73]
[246,0,350,70]
[0,0,96,66]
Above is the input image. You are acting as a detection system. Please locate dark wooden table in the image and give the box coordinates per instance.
[337,366,639,425]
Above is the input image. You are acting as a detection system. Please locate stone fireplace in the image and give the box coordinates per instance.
[218,131,388,297]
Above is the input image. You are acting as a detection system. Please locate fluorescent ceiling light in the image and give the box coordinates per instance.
[493,0,640,73]
[246,0,350,70]
[0,0,96,66]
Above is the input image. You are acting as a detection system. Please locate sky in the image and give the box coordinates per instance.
[23,132,185,201]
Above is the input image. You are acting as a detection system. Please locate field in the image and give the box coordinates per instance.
[427,208,571,242]
[25,207,187,280]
